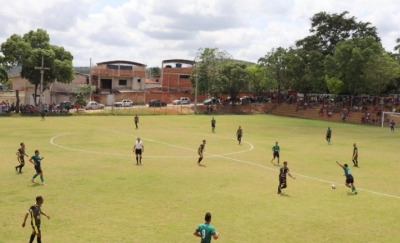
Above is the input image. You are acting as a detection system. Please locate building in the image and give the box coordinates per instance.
[161,59,194,92]
[91,60,147,105]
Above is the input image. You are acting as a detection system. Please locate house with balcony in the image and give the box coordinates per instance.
[161,59,194,92]
[90,60,147,105]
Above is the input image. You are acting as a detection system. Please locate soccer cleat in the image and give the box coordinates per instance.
[31,179,34,183]
[42,182,47,186]
[355,191,358,195]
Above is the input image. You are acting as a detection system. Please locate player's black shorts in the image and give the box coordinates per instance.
[326,135,331,138]
[34,166,42,173]
[135,149,142,155]
[31,223,41,234]
[237,135,242,141]
[212,124,215,128]
[346,176,354,184]
[19,157,25,163]
[273,151,279,158]
[353,155,358,160]
[279,177,287,185]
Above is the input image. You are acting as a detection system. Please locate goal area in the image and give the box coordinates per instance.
[381,112,400,128]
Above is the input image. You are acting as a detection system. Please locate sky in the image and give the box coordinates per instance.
[0,0,399,67]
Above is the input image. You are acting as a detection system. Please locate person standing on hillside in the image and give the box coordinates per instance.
[326,127,332,145]
[236,126,243,145]
[271,141,280,165]
[211,117,216,132]
[352,143,358,167]
[193,212,219,243]
[336,161,357,194]
[134,114,139,129]
[22,195,50,243]
[133,137,144,165]
[15,142,29,173]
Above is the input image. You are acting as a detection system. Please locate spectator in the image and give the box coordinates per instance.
[341,113,346,122]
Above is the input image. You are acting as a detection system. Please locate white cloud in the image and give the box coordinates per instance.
[0,0,399,67]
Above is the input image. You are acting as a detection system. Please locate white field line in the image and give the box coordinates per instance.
[52,118,400,200]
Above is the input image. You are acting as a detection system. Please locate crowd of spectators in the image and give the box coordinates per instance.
[0,101,71,114]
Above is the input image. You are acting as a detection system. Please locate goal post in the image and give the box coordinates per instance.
[382,112,400,128]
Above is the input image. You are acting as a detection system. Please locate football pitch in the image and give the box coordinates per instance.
[1,114,400,243]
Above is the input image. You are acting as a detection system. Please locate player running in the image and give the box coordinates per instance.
[271,141,280,165]
[198,140,206,166]
[134,114,139,129]
[22,195,50,243]
[390,120,395,132]
[193,212,219,243]
[15,142,29,173]
[326,127,332,145]
[236,126,243,145]
[133,137,144,165]
[29,150,46,185]
[336,161,357,194]
[277,161,295,194]
[352,143,358,167]
[211,117,216,132]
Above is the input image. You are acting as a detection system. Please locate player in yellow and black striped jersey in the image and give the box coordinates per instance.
[22,196,50,243]
[198,140,206,166]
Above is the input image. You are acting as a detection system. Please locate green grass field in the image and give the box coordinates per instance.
[1,114,400,243]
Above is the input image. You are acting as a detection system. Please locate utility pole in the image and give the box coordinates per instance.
[35,56,50,108]
[194,62,198,114]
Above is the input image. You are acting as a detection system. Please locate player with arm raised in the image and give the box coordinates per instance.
[336,161,357,194]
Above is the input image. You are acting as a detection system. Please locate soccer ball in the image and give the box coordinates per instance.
[331,184,336,189]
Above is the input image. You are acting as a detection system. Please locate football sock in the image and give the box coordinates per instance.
[33,174,38,179]
[198,158,203,163]
[136,157,138,163]
[19,164,24,172]
[29,234,35,243]
[139,157,142,164]
[40,175,44,182]
[37,236,42,243]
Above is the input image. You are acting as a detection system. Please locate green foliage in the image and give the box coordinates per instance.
[146,66,161,78]
[325,76,344,94]
[218,62,249,100]
[0,29,74,105]
[73,84,96,99]
[75,92,87,107]
[247,65,277,95]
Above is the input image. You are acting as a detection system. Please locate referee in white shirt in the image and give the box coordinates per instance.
[133,137,144,165]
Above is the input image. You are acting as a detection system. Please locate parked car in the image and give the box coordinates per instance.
[149,99,167,107]
[240,96,255,103]
[254,96,271,102]
[203,97,218,105]
[57,101,74,110]
[85,101,105,110]
[114,99,133,107]
[172,97,191,105]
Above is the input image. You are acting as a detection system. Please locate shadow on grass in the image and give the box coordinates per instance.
[347,192,357,196]
[29,183,41,187]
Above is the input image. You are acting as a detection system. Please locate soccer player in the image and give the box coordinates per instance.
[134,114,139,129]
[211,117,216,132]
[336,161,357,194]
[193,212,219,243]
[29,150,46,185]
[277,161,295,194]
[390,120,395,132]
[133,137,144,165]
[326,127,332,145]
[15,142,29,173]
[236,126,243,145]
[271,141,280,165]
[352,143,358,167]
[22,195,50,243]
[40,108,45,121]
[198,140,206,166]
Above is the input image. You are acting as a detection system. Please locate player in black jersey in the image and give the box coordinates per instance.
[236,126,243,145]
[22,196,50,243]
[278,161,295,194]
[15,142,29,173]
[198,140,206,166]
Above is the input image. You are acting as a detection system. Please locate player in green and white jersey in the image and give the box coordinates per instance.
[194,212,219,243]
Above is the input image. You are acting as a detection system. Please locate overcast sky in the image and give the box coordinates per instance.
[0,0,399,67]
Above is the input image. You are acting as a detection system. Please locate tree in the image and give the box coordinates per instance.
[247,65,277,95]
[73,84,96,100]
[75,92,87,107]
[324,37,389,95]
[296,11,380,56]
[146,67,161,78]
[0,29,75,106]
[219,62,249,101]
[190,48,233,98]
[258,47,291,102]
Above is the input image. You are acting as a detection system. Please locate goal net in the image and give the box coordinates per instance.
[381,112,400,128]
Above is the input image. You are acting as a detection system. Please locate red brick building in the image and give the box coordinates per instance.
[161,59,194,92]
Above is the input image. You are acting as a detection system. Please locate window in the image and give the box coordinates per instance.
[180,75,190,79]
[119,80,127,86]
[137,79,141,83]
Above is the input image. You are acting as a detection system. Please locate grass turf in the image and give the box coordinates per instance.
[1,114,400,243]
